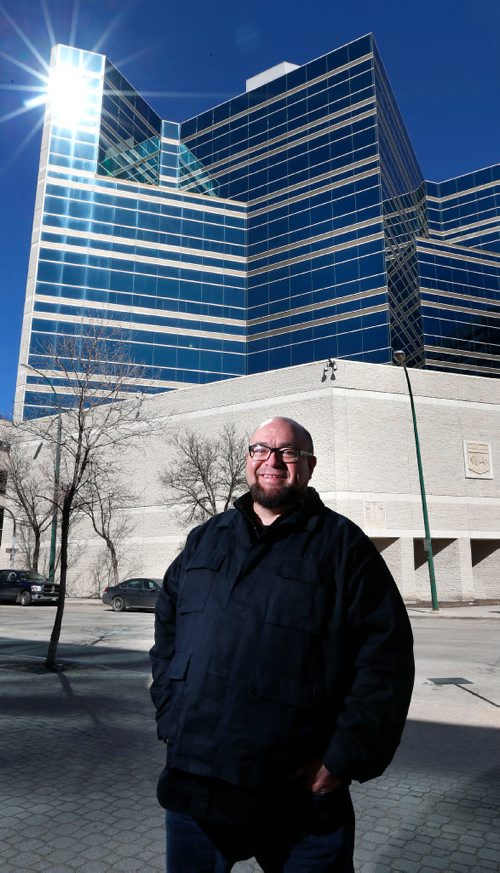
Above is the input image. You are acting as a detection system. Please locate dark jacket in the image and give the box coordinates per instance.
[150,488,414,791]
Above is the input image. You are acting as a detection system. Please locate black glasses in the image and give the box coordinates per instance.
[248,444,314,462]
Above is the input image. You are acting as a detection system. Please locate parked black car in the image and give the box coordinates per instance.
[0,569,60,606]
[102,577,162,612]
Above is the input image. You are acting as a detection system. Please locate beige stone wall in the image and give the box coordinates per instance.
[2,360,499,602]
[0,419,13,555]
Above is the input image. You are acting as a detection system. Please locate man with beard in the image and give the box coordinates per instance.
[150,416,414,872]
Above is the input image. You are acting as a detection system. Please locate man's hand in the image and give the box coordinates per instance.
[310,763,342,794]
[290,758,342,794]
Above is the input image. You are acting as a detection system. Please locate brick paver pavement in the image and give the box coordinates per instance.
[1,607,499,872]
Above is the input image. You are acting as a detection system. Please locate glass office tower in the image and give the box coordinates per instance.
[181,36,431,372]
[15,45,247,418]
[421,166,500,376]
[15,37,500,418]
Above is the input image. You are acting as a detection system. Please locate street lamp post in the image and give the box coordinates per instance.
[393,350,439,611]
[21,363,62,584]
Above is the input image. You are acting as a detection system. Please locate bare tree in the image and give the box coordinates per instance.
[16,524,37,568]
[20,323,149,669]
[161,423,247,524]
[15,521,49,571]
[3,437,54,571]
[81,470,137,589]
[38,521,83,586]
[90,542,143,598]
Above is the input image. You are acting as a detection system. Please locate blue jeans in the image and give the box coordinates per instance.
[165,789,355,872]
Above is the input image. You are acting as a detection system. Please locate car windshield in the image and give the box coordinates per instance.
[19,571,47,582]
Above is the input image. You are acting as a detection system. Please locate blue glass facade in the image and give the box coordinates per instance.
[16,37,500,418]
[181,36,391,372]
[18,45,247,418]
[421,165,500,376]
[426,165,500,254]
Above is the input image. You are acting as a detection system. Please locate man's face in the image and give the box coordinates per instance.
[246,418,316,511]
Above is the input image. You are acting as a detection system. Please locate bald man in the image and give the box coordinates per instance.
[150,417,414,872]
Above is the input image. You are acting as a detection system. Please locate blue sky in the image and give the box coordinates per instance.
[1,0,499,416]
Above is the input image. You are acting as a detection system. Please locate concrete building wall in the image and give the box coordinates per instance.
[0,419,13,557]
[2,360,499,603]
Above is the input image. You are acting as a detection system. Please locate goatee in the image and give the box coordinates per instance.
[249,482,299,509]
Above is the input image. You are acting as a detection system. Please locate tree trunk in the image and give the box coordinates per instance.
[109,541,119,587]
[32,531,41,572]
[45,498,70,670]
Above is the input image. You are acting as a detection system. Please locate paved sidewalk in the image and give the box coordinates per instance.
[1,607,499,872]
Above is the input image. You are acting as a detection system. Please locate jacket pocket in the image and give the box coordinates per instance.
[166,651,191,680]
[265,558,326,634]
[178,550,225,614]
[161,652,191,743]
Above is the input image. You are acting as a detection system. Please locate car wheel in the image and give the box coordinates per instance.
[20,590,32,607]
[112,596,126,612]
